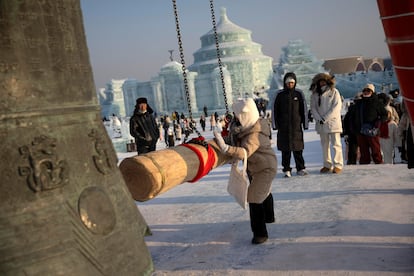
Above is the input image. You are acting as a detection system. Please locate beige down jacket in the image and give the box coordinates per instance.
[225,118,277,203]
[311,87,343,134]
[310,73,343,134]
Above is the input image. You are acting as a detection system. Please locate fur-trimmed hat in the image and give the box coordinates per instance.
[134,97,154,114]
[136,97,148,104]
[232,98,259,129]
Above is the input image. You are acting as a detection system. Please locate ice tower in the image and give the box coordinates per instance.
[272,39,326,104]
[189,7,273,111]
[115,7,273,117]
[99,79,126,118]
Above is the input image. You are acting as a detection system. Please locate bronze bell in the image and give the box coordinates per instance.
[0,1,153,274]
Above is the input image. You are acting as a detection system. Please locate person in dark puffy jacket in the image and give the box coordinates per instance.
[342,92,362,165]
[271,72,308,178]
[129,97,160,155]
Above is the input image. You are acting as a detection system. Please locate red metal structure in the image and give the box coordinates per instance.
[377,0,414,123]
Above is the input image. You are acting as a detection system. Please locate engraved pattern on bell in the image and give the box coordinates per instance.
[18,135,69,192]
[89,129,114,175]
[78,186,116,235]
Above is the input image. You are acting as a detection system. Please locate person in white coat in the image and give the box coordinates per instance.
[310,73,344,174]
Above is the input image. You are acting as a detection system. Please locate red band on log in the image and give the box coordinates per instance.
[181,143,216,182]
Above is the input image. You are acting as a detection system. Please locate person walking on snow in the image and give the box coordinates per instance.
[271,72,309,178]
[310,73,344,174]
[199,114,206,132]
[214,98,277,245]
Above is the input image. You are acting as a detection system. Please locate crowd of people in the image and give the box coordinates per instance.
[128,76,413,168]
[127,71,413,245]
[342,84,412,166]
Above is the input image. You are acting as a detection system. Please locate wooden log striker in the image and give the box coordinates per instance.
[119,140,232,202]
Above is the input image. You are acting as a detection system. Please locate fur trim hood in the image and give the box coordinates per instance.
[310,73,335,92]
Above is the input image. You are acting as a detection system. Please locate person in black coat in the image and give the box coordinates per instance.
[342,93,362,165]
[271,72,309,177]
[349,84,388,164]
[129,97,160,155]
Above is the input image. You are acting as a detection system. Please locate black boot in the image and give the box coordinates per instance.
[249,203,268,244]
[251,236,268,244]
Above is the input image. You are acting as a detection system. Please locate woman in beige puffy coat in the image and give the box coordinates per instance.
[214,98,277,244]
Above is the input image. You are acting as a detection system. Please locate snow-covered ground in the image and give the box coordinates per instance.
[118,122,414,275]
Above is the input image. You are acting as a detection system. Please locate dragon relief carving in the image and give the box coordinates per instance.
[88,128,114,175]
[18,135,69,192]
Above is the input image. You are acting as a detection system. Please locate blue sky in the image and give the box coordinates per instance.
[80,0,390,89]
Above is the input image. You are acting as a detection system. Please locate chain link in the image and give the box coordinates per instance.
[209,0,229,113]
[172,0,192,118]
[172,0,202,141]
[171,0,229,141]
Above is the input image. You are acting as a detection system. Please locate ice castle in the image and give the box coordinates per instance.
[97,8,399,153]
[188,7,273,110]
[99,7,273,119]
[270,39,399,104]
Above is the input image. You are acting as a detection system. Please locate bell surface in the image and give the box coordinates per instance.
[0,1,153,275]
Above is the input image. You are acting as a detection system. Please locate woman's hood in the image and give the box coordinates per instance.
[232,98,259,130]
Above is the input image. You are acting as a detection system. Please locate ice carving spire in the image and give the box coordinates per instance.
[221,7,228,22]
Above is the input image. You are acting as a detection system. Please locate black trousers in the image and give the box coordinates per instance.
[249,193,274,238]
[347,134,358,165]
[281,150,305,172]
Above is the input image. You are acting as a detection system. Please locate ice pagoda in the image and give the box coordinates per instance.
[189,7,273,109]
[100,7,273,119]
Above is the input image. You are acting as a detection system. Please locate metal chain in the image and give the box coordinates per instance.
[209,0,229,113]
[172,0,201,141]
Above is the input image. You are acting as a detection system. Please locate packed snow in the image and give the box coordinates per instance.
[118,121,414,275]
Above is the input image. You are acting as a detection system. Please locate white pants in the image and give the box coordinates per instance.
[320,132,344,169]
[380,138,395,164]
